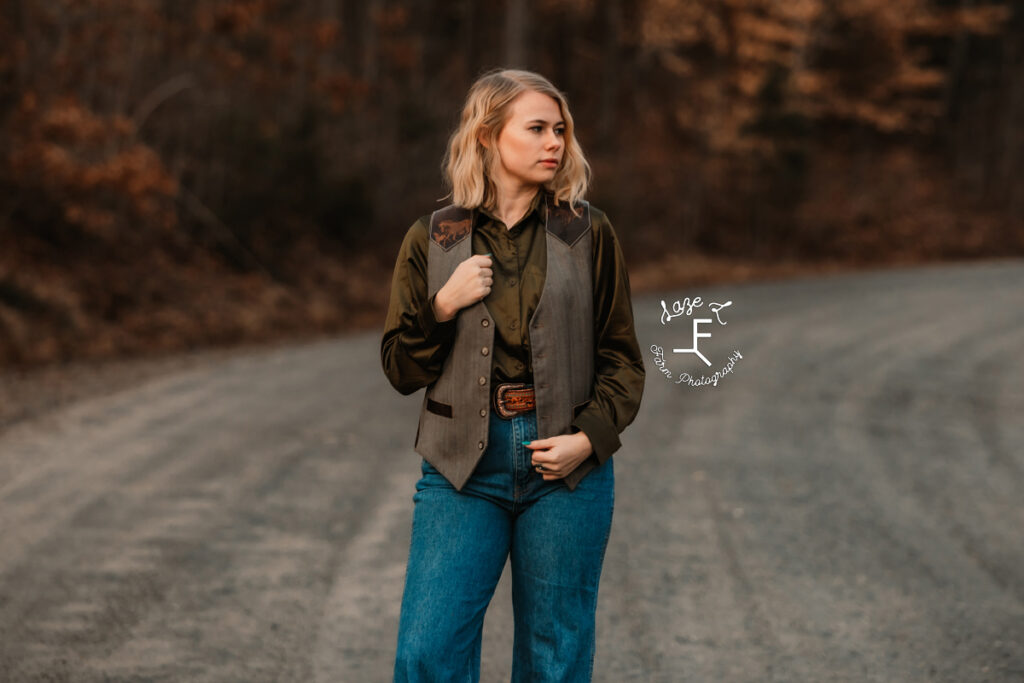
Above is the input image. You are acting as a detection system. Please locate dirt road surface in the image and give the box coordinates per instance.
[1,260,1022,682]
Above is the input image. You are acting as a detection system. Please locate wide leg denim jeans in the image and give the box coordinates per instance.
[393,408,615,682]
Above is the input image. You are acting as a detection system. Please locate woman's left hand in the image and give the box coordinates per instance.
[524,432,593,480]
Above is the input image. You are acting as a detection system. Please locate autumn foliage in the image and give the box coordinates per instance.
[0,0,1020,366]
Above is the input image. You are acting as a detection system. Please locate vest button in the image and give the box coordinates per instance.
[478,376,486,385]
[481,319,490,327]
[509,278,517,286]
[478,441,485,449]
[481,346,489,356]
[479,408,487,417]
[536,351,545,359]
[510,320,518,329]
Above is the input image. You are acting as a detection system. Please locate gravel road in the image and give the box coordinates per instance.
[0,259,1021,682]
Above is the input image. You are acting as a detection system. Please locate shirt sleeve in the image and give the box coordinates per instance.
[571,210,646,465]
[380,217,458,395]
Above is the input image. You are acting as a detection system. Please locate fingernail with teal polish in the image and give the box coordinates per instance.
[521,441,531,446]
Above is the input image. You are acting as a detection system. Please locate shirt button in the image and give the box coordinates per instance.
[478,441,485,449]
[479,408,487,417]
[481,346,489,356]
[478,376,486,386]
[481,319,490,327]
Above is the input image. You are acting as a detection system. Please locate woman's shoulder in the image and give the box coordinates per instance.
[581,202,619,240]
[585,202,608,225]
[401,214,432,241]
[549,193,610,229]
[405,203,477,249]
[392,215,433,265]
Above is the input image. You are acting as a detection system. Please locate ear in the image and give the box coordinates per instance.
[477,129,490,149]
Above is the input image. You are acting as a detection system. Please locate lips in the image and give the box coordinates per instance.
[540,159,559,166]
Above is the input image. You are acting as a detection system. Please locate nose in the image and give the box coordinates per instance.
[545,129,562,152]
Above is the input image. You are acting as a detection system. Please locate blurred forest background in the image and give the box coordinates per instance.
[1,0,1021,367]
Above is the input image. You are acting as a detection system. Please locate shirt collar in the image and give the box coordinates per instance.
[474,188,548,229]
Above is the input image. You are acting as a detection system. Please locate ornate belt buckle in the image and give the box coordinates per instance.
[493,382,534,418]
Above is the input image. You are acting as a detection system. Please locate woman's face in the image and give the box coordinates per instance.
[486,90,565,193]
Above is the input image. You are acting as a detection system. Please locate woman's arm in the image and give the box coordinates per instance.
[526,209,646,479]
[380,218,458,395]
[570,209,646,464]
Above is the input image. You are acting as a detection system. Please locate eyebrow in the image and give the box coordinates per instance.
[527,119,566,126]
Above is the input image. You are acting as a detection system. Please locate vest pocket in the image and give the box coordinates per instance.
[426,397,453,418]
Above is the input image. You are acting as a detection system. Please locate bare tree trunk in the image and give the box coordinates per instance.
[462,0,479,81]
[505,0,528,68]
[597,0,620,143]
[362,0,382,84]
[998,27,1023,217]
[319,0,340,73]
[944,0,976,190]
[410,0,428,93]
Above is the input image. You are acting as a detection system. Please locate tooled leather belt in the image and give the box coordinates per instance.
[492,382,535,418]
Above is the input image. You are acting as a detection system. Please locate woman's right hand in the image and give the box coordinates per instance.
[433,254,493,322]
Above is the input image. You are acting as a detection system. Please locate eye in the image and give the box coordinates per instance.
[555,128,566,136]
[530,125,543,133]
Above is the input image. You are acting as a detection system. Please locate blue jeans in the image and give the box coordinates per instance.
[393,408,615,682]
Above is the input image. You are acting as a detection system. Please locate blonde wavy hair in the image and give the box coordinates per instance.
[441,68,591,214]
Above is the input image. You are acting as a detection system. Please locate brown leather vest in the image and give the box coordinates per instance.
[414,193,597,491]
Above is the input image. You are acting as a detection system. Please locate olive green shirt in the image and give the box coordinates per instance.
[381,189,645,467]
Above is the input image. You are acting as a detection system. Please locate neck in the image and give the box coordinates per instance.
[490,185,541,230]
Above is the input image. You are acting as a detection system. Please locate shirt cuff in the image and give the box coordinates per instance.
[416,292,457,342]
[571,406,622,466]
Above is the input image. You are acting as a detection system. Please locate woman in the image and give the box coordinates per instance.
[381,67,645,682]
